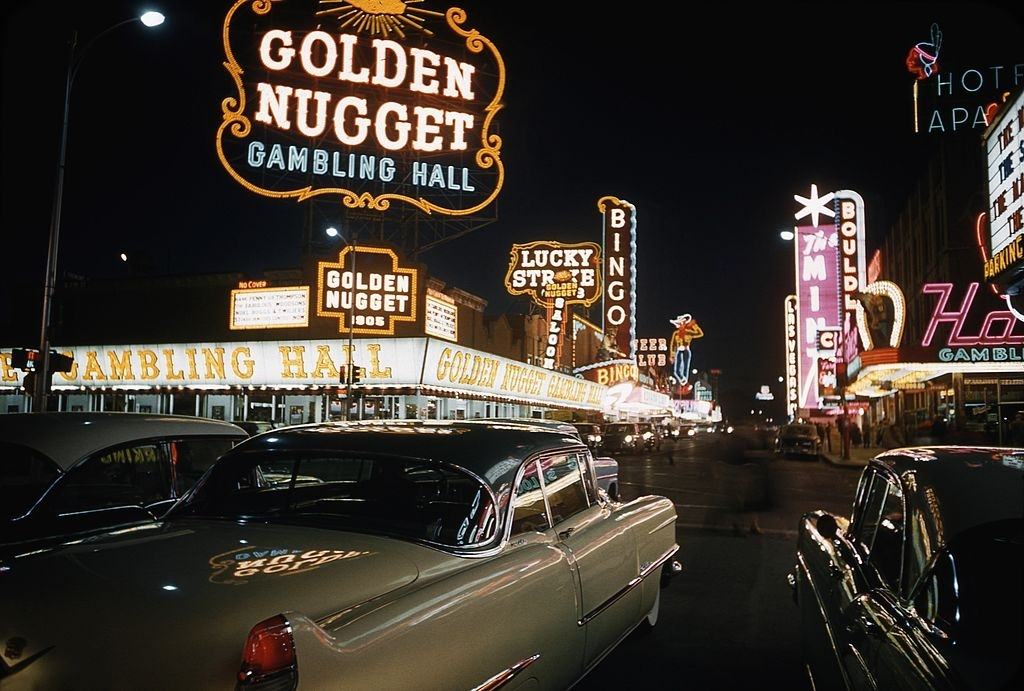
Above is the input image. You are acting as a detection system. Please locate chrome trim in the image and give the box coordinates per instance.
[577,544,679,626]
[471,653,541,691]
[796,551,852,690]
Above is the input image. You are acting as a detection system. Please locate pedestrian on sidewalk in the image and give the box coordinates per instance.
[862,418,872,448]
[850,424,862,447]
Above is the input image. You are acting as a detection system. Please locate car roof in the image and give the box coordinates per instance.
[226,419,585,492]
[0,412,247,470]
[873,446,1024,543]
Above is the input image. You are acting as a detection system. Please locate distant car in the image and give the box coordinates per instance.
[0,412,246,551]
[603,422,643,453]
[234,420,276,436]
[789,446,1024,691]
[0,420,680,689]
[776,423,821,459]
[573,422,604,450]
[639,422,663,451]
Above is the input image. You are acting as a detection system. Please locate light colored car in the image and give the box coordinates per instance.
[0,412,247,552]
[488,418,619,500]
[0,420,679,689]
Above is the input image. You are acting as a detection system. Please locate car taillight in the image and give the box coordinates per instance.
[238,615,297,689]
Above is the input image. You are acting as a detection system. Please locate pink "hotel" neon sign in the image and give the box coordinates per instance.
[921,282,1024,346]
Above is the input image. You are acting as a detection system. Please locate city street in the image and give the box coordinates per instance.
[578,434,864,690]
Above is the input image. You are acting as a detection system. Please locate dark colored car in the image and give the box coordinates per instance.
[602,422,642,454]
[0,413,246,551]
[639,422,663,451]
[776,423,821,459]
[234,420,276,436]
[572,422,604,451]
[789,446,1024,690]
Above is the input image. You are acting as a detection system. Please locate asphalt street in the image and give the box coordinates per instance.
[575,433,864,690]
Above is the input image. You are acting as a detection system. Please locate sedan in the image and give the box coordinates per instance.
[602,422,643,453]
[0,412,246,552]
[776,423,821,459]
[789,446,1023,690]
[0,420,680,689]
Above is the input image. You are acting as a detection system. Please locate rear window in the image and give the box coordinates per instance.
[784,425,816,436]
[0,443,61,520]
[171,452,499,549]
[605,424,633,434]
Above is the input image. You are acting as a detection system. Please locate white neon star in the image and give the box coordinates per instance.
[793,184,835,227]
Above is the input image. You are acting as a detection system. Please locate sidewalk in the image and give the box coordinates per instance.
[821,445,876,467]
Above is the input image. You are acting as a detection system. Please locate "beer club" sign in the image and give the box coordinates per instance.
[217,0,505,216]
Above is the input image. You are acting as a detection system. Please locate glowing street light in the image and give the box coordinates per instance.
[34,11,165,411]
[140,11,165,27]
[779,229,795,241]
[325,226,340,238]
[119,253,128,262]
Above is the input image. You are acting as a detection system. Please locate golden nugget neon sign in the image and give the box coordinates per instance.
[316,246,419,335]
[217,0,504,215]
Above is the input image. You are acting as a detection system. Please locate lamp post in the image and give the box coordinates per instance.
[33,11,165,412]
[326,227,358,420]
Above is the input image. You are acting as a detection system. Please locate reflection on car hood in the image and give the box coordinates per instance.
[0,520,459,688]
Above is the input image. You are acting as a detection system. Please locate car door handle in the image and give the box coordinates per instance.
[558,527,576,540]
[845,601,884,639]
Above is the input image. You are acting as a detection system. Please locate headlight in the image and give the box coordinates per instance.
[643,432,652,439]
[624,435,633,443]
[727,426,734,434]
[595,434,602,443]
[687,429,696,437]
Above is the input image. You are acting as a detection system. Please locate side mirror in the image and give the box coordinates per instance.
[817,513,839,539]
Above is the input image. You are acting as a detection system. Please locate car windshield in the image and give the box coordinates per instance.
[168,451,499,549]
[605,424,632,434]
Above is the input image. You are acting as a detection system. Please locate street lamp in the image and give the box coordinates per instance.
[324,227,359,419]
[33,11,165,412]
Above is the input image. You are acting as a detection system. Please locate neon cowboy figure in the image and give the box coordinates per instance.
[670,314,704,385]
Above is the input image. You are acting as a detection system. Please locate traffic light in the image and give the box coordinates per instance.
[11,348,40,371]
[10,348,73,374]
[49,352,74,373]
[341,365,366,384]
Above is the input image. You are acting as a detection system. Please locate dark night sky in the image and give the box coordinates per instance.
[2,1,1023,408]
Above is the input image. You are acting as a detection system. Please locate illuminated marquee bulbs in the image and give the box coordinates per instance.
[217,1,505,216]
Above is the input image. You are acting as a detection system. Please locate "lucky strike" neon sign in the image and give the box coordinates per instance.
[217,0,504,216]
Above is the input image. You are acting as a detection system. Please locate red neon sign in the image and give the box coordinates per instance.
[921,282,1024,346]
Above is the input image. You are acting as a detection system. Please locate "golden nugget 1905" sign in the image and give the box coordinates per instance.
[217,0,505,216]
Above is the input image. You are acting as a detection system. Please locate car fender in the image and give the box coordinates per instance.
[287,539,582,691]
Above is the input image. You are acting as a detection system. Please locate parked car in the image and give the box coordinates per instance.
[0,412,247,552]
[0,420,680,689]
[775,423,821,459]
[234,420,276,436]
[478,418,618,501]
[789,446,1023,691]
[603,421,643,453]
[639,422,663,451]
